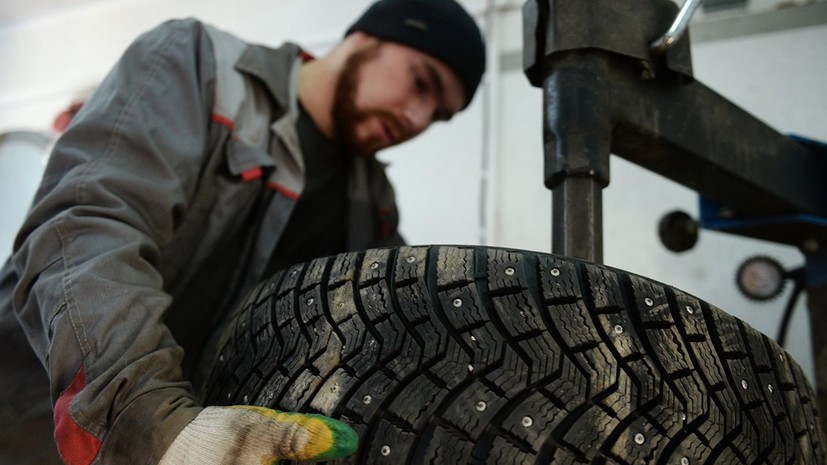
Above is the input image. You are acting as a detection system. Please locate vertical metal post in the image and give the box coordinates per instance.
[806,251,827,432]
[551,178,604,262]
[542,52,611,262]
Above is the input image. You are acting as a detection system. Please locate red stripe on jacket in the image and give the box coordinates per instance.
[241,167,263,182]
[54,368,101,465]
[267,182,299,201]
[211,113,234,130]
[211,115,263,181]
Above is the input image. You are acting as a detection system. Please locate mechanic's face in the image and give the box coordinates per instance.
[333,39,466,158]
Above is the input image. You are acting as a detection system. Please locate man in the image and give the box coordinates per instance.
[0,0,485,464]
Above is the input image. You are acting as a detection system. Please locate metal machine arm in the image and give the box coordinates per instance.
[523,0,827,427]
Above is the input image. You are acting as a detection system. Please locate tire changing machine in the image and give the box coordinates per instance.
[521,0,827,429]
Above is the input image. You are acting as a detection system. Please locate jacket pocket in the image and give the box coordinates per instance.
[224,139,274,182]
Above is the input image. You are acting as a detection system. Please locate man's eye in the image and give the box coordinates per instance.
[414,75,429,95]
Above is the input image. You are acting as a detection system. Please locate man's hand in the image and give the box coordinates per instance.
[158,405,358,464]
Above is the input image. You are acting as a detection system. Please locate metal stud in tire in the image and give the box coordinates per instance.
[201,246,826,464]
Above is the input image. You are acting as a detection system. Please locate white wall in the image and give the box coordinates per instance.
[1,0,825,383]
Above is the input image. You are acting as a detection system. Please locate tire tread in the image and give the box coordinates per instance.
[202,246,825,464]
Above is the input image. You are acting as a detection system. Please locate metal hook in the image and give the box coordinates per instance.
[651,0,704,54]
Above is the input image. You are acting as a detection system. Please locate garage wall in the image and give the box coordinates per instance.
[1,0,825,382]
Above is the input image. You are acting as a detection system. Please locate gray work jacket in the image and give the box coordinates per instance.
[0,18,402,465]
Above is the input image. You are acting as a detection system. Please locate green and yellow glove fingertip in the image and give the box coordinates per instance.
[230,406,358,461]
[302,413,358,461]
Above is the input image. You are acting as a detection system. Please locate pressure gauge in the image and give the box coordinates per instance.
[736,256,786,301]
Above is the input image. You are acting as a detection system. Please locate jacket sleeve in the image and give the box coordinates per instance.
[11,19,216,465]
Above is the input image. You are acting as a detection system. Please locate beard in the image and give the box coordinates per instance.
[331,43,395,159]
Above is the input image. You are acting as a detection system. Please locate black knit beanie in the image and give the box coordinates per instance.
[346,0,486,108]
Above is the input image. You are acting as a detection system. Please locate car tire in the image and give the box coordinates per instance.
[201,245,825,464]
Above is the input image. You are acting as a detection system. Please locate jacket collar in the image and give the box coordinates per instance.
[234,42,303,112]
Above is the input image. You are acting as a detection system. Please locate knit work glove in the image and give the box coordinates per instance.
[158,405,358,464]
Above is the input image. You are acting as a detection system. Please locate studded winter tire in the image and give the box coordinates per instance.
[201,245,825,464]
